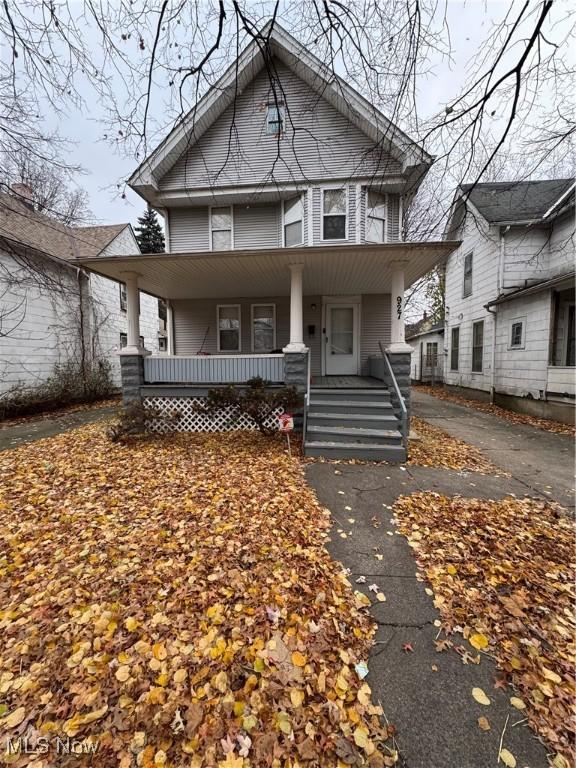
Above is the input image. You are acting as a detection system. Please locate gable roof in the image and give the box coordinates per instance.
[129,22,432,197]
[0,193,132,263]
[459,178,575,224]
[405,318,444,340]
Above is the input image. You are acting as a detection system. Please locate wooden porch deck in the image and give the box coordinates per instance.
[311,376,384,388]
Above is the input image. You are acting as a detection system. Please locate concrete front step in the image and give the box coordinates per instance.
[310,388,390,402]
[307,412,399,429]
[309,399,394,415]
[306,424,403,444]
[304,440,406,462]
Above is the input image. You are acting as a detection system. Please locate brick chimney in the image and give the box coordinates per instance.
[10,183,35,211]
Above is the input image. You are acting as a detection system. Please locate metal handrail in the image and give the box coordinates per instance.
[302,348,311,440]
[379,342,407,449]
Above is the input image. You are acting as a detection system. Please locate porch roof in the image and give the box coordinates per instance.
[75,241,459,300]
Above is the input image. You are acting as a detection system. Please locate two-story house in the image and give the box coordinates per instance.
[75,23,458,460]
[444,178,575,424]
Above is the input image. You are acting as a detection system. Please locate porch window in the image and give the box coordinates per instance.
[550,288,575,366]
[463,252,473,297]
[472,320,484,372]
[425,342,438,368]
[450,326,460,371]
[119,284,127,311]
[366,191,386,243]
[266,104,284,135]
[251,304,276,352]
[120,332,144,348]
[283,196,303,246]
[322,188,347,240]
[510,321,524,349]
[210,207,232,251]
[217,305,241,352]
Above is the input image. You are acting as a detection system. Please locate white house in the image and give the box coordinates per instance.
[0,189,160,399]
[71,22,459,461]
[406,320,444,384]
[444,178,575,424]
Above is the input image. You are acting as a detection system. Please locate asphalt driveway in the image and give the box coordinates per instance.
[306,461,551,768]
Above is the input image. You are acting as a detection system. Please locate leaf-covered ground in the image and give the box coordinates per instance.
[0,425,393,767]
[414,385,575,436]
[394,493,575,765]
[0,396,121,428]
[408,417,504,474]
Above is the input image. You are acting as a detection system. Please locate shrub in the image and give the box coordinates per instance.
[107,398,180,443]
[0,359,115,420]
[198,376,303,436]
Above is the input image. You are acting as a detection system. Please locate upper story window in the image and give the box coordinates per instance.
[210,206,232,251]
[266,104,284,135]
[366,191,387,243]
[463,252,473,297]
[322,188,347,240]
[283,196,303,247]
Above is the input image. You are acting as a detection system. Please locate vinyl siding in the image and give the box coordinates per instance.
[387,194,400,242]
[171,293,389,378]
[159,59,400,192]
[233,203,280,249]
[170,207,210,252]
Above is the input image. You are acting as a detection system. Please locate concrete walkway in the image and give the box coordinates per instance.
[413,389,575,510]
[306,462,551,768]
[0,405,118,451]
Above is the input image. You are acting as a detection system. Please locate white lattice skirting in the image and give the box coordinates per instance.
[143,396,283,432]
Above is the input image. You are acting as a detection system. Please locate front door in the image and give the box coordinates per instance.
[325,303,359,375]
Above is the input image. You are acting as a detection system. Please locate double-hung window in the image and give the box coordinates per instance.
[119,284,127,312]
[366,191,387,243]
[510,321,523,348]
[283,196,303,247]
[252,304,276,352]
[322,188,347,240]
[266,104,284,135]
[450,327,460,371]
[217,305,241,352]
[210,207,232,251]
[472,320,484,372]
[463,252,473,297]
[425,342,438,368]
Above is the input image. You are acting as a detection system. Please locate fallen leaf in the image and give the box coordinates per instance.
[477,716,490,731]
[499,748,517,767]
[472,687,490,706]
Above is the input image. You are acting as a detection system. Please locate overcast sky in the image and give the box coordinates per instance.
[49,2,528,227]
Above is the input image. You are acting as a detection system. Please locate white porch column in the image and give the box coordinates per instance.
[387,263,413,353]
[120,271,146,355]
[166,301,175,355]
[283,263,308,353]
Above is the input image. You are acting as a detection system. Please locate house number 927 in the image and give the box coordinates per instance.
[396,296,403,320]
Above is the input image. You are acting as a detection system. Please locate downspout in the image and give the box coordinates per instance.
[485,303,497,404]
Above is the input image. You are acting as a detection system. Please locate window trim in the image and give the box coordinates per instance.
[450,326,460,371]
[209,205,234,252]
[463,252,473,298]
[251,303,276,353]
[508,318,526,350]
[119,283,127,312]
[365,189,388,244]
[281,195,304,248]
[425,341,438,369]
[216,304,242,353]
[321,185,348,242]
[471,319,484,373]
[265,103,285,136]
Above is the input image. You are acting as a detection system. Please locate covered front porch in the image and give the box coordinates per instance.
[77,241,455,397]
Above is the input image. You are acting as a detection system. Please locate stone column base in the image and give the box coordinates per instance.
[119,354,145,405]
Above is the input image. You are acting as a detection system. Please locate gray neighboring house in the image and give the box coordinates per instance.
[0,189,160,397]
[406,318,444,383]
[444,178,575,424]
[72,22,459,461]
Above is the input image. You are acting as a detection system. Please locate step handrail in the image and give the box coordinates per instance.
[302,348,311,441]
[379,342,407,449]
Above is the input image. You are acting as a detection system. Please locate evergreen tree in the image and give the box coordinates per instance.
[134,206,165,253]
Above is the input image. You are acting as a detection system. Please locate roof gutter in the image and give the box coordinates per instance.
[485,271,575,309]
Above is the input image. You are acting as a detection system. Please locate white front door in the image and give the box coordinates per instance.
[325,303,360,375]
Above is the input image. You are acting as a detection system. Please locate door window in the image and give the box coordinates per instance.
[330,307,354,355]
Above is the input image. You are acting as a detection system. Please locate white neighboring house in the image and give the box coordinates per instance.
[406,319,444,383]
[0,189,160,396]
[444,178,575,424]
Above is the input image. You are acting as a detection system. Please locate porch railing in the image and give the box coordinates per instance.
[143,354,285,384]
[378,342,408,450]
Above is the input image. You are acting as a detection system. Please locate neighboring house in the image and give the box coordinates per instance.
[406,318,444,383]
[0,190,160,395]
[72,22,459,460]
[444,178,575,424]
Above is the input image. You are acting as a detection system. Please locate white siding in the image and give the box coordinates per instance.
[360,294,391,375]
[548,210,575,277]
[159,59,400,192]
[170,207,210,252]
[444,214,499,393]
[409,331,444,381]
[233,204,280,249]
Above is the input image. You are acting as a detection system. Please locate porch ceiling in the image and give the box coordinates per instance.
[76,241,459,300]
